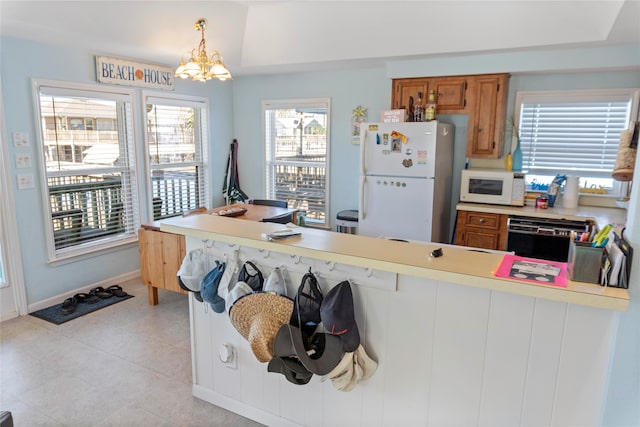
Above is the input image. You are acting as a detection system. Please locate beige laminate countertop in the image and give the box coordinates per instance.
[160,213,629,311]
[457,202,627,226]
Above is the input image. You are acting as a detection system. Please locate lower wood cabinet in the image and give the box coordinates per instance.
[455,210,508,251]
[138,227,187,305]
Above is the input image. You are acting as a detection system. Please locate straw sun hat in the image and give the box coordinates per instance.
[229,292,293,363]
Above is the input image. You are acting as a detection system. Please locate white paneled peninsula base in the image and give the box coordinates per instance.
[161,215,628,427]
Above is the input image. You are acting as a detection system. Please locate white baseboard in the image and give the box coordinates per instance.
[27,270,141,313]
[192,384,301,427]
[1,307,19,322]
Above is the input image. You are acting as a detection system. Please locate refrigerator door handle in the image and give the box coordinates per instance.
[360,175,367,220]
[360,128,367,175]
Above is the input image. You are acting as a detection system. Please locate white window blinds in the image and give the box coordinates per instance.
[263,99,330,225]
[35,80,138,260]
[143,94,209,220]
[516,90,638,179]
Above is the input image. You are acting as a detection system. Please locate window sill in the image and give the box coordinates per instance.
[48,236,139,267]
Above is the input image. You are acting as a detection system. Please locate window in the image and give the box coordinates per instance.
[143,93,209,220]
[263,99,330,226]
[34,80,139,261]
[515,89,639,194]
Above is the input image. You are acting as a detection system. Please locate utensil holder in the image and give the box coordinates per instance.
[567,240,605,284]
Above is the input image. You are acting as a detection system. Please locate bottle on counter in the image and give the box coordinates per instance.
[413,92,424,122]
[425,90,437,121]
[504,152,513,171]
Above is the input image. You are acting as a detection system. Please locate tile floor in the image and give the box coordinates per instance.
[0,279,263,427]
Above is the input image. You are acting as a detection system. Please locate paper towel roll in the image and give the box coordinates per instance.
[563,176,579,209]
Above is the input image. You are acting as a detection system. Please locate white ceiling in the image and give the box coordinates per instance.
[1,1,639,77]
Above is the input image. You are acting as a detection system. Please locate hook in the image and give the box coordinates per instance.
[227,243,236,248]
[325,260,336,271]
[364,267,373,278]
[290,254,301,264]
[204,239,214,248]
[258,248,271,259]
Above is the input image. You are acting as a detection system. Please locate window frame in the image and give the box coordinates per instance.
[32,79,141,263]
[514,88,640,195]
[262,98,331,227]
[141,91,210,221]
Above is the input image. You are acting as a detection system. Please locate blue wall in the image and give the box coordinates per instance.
[0,36,234,303]
[1,35,639,425]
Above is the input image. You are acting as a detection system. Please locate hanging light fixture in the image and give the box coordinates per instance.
[175,18,232,82]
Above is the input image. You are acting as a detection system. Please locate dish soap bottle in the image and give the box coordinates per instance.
[425,90,437,121]
[504,152,513,171]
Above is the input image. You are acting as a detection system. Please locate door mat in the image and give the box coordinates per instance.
[30,294,134,325]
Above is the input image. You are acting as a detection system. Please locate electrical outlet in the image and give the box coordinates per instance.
[219,343,237,370]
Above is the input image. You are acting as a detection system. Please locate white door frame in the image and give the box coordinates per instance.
[0,81,28,320]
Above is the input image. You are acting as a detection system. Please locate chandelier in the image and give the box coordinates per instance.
[175,18,232,82]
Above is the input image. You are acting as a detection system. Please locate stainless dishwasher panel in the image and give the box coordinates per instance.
[506,216,591,262]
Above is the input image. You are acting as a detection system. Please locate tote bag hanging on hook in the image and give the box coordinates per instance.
[223,139,249,204]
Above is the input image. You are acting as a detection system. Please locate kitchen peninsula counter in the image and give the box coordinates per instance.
[160,213,628,311]
[162,213,628,427]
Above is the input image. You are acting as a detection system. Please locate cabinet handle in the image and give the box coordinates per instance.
[479,218,485,224]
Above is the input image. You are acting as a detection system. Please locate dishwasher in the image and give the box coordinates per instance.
[506,216,592,262]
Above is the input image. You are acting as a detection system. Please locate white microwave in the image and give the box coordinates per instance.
[460,169,526,206]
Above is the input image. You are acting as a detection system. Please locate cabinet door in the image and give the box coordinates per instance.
[466,74,509,158]
[161,232,187,293]
[455,211,508,250]
[432,77,467,113]
[392,78,429,120]
[138,228,187,294]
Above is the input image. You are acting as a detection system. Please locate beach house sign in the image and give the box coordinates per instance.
[96,56,174,90]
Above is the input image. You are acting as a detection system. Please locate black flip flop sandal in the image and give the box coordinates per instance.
[61,297,77,314]
[74,292,100,304]
[105,285,128,298]
[90,286,113,299]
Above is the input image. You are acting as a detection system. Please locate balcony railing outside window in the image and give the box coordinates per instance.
[35,81,139,259]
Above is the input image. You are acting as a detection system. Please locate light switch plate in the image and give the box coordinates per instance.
[15,153,32,169]
[13,132,29,147]
[17,173,34,189]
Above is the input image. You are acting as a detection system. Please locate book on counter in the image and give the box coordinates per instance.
[494,254,568,288]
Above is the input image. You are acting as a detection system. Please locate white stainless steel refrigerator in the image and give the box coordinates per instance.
[359,121,454,243]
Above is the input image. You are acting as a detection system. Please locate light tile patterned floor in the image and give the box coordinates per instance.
[0,279,263,427]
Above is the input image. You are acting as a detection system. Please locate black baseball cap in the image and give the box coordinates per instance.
[275,324,343,376]
[269,325,314,385]
[290,271,323,337]
[320,281,361,352]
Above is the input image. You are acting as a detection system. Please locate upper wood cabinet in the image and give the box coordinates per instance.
[431,77,467,112]
[392,76,468,118]
[391,73,509,158]
[466,73,509,158]
[392,78,429,119]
